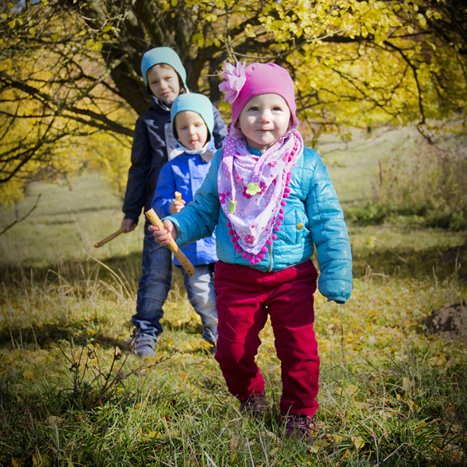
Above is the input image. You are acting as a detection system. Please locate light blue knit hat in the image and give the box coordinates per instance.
[171,93,214,138]
[141,47,187,89]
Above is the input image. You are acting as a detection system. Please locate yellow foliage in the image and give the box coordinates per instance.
[1,0,466,212]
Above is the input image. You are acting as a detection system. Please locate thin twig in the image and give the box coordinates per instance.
[382,442,410,463]
[0,194,41,236]
[203,450,218,467]
[246,437,256,467]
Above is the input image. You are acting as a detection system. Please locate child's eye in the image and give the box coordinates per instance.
[248,106,258,112]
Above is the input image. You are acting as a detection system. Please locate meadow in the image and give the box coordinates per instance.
[0,127,466,466]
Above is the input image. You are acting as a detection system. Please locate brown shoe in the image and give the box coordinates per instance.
[239,392,267,417]
[281,414,316,442]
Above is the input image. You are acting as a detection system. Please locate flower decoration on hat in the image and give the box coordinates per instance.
[219,61,246,103]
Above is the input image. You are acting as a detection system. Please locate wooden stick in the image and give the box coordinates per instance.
[145,208,195,276]
[94,227,126,248]
[175,191,182,202]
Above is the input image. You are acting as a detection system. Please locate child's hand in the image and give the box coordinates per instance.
[121,218,137,233]
[149,220,178,246]
[170,199,186,214]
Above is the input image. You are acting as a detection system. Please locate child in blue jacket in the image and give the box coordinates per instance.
[120,47,227,357]
[152,93,218,351]
[150,62,352,441]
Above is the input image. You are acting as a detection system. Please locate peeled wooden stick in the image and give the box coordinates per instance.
[94,227,126,248]
[175,191,182,202]
[145,208,195,276]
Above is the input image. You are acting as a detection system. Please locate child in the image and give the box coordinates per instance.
[121,47,227,357]
[152,93,219,351]
[150,62,352,441]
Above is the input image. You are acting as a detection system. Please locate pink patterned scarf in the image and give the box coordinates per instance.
[218,131,304,265]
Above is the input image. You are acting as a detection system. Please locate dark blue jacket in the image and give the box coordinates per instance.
[152,151,217,266]
[122,95,227,223]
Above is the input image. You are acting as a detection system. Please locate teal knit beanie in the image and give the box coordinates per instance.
[171,93,214,138]
[141,47,187,89]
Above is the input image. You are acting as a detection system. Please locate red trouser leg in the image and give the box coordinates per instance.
[214,262,268,401]
[214,260,320,416]
[266,261,320,417]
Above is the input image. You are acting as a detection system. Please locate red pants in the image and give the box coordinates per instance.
[214,260,320,417]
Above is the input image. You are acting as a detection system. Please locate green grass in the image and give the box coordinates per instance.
[318,126,421,209]
[1,127,466,466]
[0,174,144,267]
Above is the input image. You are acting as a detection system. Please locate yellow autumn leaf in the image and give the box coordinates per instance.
[23,369,34,381]
[336,384,359,397]
[407,399,418,411]
[402,377,414,393]
[33,355,47,365]
[351,434,365,450]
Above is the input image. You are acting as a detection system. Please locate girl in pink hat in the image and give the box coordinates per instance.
[150,62,352,441]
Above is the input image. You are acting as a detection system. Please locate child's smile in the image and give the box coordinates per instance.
[147,64,180,104]
[237,94,291,150]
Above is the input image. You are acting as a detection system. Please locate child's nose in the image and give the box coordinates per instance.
[259,110,271,122]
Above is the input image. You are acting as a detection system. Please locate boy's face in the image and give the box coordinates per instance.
[175,111,208,150]
[237,94,291,150]
[147,64,180,104]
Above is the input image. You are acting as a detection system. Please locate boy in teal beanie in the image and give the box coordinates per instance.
[152,93,219,352]
[121,47,227,357]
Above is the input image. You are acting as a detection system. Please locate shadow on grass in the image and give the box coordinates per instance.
[0,251,190,290]
[1,241,466,350]
[352,243,467,282]
[2,240,466,284]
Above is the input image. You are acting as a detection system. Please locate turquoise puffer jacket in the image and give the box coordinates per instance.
[166,146,352,303]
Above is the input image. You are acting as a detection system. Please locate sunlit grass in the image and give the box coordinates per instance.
[1,127,466,465]
[1,263,466,465]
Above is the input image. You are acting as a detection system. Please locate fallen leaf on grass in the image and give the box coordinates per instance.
[335,384,359,397]
[308,438,331,453]
[23,369,34,381]
[326,433,343,444]
[48,416,64,425]
[407,399,418,411]
[351,434,365,450]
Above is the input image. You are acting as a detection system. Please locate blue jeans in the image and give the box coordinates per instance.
[132,218,172,342]
[181,263,218,345]
[132,219,218,345]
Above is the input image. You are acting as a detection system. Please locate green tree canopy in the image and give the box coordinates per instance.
[1,0,466,204]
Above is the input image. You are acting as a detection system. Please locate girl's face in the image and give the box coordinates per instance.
[237,94,291,150]
[174,111,208,150]
[147,64,180,104]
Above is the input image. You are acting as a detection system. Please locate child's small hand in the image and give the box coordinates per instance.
[170,199,186,214]
[121,218,137,233]
[149,220,178,245]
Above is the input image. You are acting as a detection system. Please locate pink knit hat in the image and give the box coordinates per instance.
[219,62,299,135]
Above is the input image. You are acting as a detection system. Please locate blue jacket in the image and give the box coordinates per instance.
[166,146,352,303]
[122,94,228,223]
[152,151,217,266]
